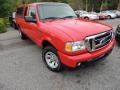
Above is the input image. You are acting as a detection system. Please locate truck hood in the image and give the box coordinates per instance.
[45,18,111,41]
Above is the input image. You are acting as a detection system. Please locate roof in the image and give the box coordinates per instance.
[17,2,65,7]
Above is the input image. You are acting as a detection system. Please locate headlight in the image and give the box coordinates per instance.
[65,40,86,52]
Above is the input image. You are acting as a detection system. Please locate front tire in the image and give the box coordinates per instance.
[42,46,63,72]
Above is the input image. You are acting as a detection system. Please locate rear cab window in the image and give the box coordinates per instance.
[16,7,24,16]
[16,5,28,18]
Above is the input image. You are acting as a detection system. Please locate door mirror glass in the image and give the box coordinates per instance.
[25,16,37,23]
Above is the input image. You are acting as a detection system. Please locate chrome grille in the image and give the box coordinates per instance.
[85,30,113,51]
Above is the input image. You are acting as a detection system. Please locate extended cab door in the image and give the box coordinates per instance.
[25,6,41,44]
[16,6,26,31]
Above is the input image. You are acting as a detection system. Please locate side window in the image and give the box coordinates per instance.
[28,6,36,19]
[17,7,24,15]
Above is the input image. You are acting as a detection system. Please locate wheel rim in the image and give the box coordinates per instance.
[45,51,59,69]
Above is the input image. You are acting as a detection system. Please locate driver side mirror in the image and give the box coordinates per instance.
[24,16,37,23]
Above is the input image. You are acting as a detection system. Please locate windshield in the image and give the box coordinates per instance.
[38,4,77,20]
[102,11,111,13]
[110,10,116,13]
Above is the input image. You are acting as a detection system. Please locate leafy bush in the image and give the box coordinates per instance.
[4,17,9,25]
[0,18,7,33]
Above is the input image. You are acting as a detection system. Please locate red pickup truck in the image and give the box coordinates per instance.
[16,2,115,72]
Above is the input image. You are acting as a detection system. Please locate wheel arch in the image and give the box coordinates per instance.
[42,40,57,50]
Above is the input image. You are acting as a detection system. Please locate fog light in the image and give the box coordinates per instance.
[77,63,81,67]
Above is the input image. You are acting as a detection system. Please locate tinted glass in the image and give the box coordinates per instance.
[17,7,24,15]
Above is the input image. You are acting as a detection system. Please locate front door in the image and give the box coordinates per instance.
[25,6,42,45]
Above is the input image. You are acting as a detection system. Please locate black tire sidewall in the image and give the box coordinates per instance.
[42,46,63,72]
[19,27,27,40]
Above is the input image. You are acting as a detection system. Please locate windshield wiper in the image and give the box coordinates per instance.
[61,16,76,19]
[43,16,76,20]
[44,17,61,20]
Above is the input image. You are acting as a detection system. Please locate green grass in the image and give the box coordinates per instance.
[0,28,7,33]
[0,18,7,33]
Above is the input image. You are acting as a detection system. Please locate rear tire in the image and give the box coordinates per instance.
[19,28,27,40]
[42,46,63,72]
[12,23,18,30]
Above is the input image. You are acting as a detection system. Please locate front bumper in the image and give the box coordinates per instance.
[58,39,115,68]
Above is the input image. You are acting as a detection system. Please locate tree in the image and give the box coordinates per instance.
[0,0,120,18]
[117,0,120,10]
[0,0,10,17]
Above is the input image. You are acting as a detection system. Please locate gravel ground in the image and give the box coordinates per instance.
[0,18,120,90]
